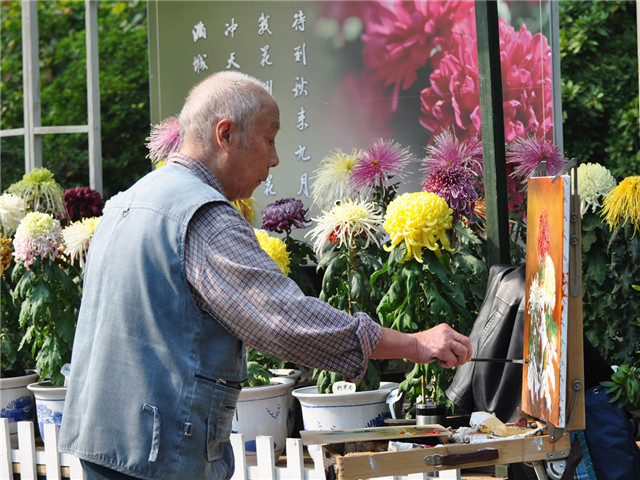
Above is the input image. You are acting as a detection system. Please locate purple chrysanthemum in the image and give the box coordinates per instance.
[422,163,479,223]
[64,187,105,222]
[423,130,483,172]
[262,198,309,235]
[350,139,413,192]
[146,116,181,164]
[507,135,566,180]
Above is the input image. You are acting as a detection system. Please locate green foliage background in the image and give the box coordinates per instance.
[559,0,639,178]
[2,1,637,197]
[1,0,150,199]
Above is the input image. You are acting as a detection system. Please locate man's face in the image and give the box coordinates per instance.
[226,95,280,201]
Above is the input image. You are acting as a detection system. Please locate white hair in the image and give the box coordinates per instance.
[178,71,273,152]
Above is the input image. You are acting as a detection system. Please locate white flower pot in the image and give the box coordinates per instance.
[292,381,399,431]
[232,376,294,461]
[27,381,67,438]
[0,372,39,446]
[269,368,302,437]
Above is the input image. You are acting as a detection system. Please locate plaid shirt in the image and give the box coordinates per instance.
[170,154,382,382]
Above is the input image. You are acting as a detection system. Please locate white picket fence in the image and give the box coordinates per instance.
[1,418,459,480]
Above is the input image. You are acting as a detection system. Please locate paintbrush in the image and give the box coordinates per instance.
[470,357,528,364]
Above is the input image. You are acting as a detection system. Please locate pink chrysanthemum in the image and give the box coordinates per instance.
[423,130,483,172]
[13,212,63,269]
[146,116,181,165]
[64,186,105,222]
[422,163,478,224]
[361,0,469,111]
[420,16,553,143]
[350,139,413,193]
[507,135,566,180]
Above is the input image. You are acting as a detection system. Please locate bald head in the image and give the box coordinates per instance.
[178,71,275,158]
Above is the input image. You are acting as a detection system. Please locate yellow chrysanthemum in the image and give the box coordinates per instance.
[254,228,291,276]
[1,237,13,274]
[306,198,384,257]
[383,191,454,262]
[233,197,257,224]
[310,149,361,211]
[62,216,101,268]
[601,176,640,236]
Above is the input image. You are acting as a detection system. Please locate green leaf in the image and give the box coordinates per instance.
[349,271,368,304]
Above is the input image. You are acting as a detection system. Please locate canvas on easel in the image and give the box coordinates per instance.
[522,175,571,428]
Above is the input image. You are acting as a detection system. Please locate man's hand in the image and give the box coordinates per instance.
[410,323,472,368]
[371,324,472,368]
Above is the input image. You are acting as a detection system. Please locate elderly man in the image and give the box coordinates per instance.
[59,71,472,480]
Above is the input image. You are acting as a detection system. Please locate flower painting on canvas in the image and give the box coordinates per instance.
[522,176,571,428]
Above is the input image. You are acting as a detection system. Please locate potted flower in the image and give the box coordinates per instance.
[1,193,34,378]
[9,211,81,433]
[306,139,415,396]
[297,136,490,427]
[0,169,69,440]
[372,132,491,418]
[291,141,416,431]
[0,168,103,437]
[1,200,38,442]
[373,191,478,418]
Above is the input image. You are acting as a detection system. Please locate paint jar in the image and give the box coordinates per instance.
[416,400,446,426]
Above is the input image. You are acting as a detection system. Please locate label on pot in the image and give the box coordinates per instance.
[332,381,356,393]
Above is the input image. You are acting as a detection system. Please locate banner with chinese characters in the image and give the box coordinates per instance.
[148,1,554,228]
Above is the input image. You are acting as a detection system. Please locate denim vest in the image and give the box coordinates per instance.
[59,164,247,479]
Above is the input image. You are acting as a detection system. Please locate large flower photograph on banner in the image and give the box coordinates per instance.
[148,0,554,217]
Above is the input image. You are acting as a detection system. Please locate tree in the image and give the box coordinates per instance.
[559,0,639,178]
[0,1,150,199]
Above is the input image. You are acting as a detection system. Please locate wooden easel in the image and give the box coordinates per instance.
[300,172,585,480]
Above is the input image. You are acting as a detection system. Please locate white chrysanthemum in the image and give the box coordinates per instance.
[62,217,101,268]
[306,198,384,257]
[527,276,542,318]
[576,163,617,215]
[310,149,361,211]
[540,254,556,312]
[0,193,28,237]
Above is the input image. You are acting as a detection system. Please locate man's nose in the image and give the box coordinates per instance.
[269,151,279,168]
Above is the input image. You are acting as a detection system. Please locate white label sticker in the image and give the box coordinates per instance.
[332,381,356,394]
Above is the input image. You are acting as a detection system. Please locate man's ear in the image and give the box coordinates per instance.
[215,119,233,152]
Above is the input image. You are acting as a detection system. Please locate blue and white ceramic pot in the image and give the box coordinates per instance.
[26,381,66,439]
[0,371,39,446]
[269,368,302,437]
[232,376,294,462]
[292,381,399,431]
